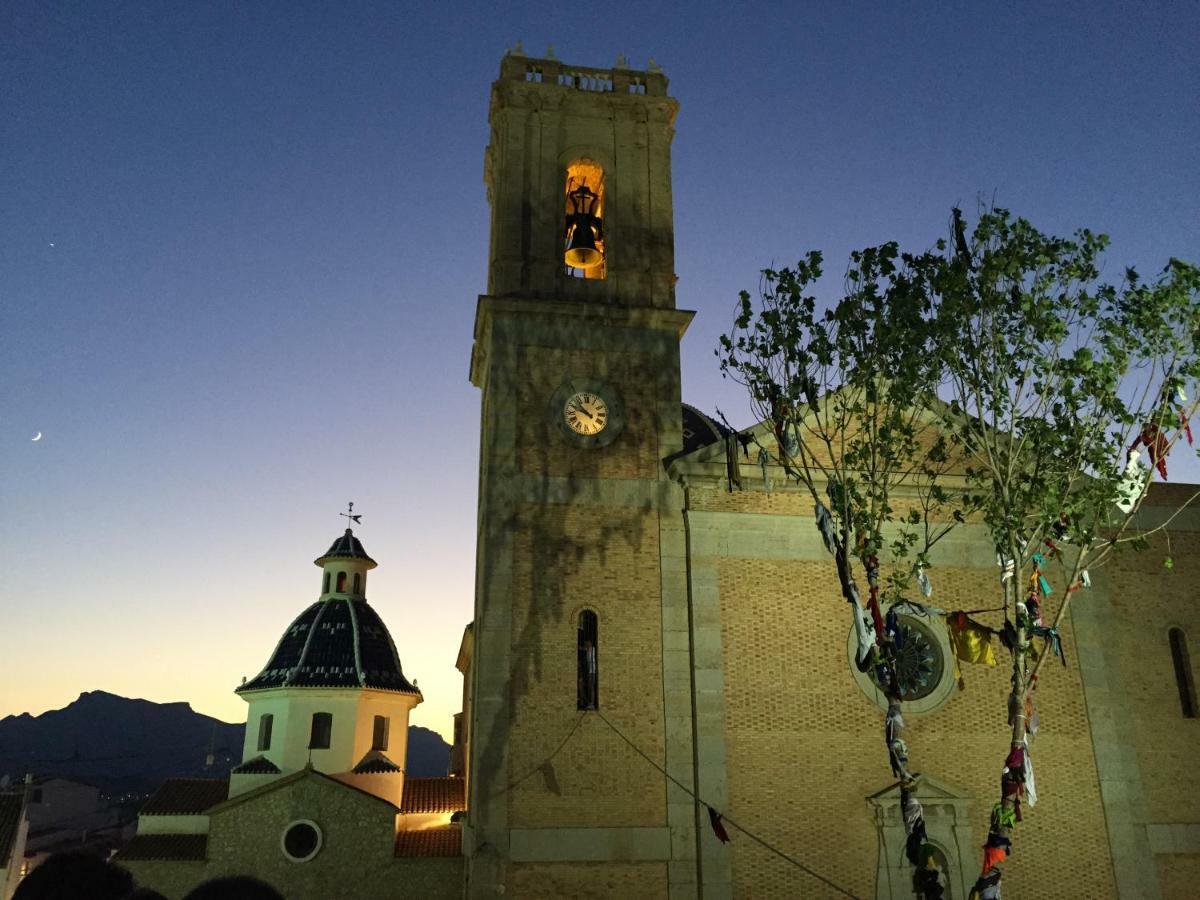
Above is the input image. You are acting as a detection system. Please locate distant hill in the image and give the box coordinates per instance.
[0,691,450,796]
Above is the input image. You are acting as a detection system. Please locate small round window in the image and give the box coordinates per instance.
[281,819,322,863]
[869,616,945,701]
[848,608,956,714]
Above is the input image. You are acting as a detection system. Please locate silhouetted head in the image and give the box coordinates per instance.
[13,850,133,900]
[124,889,168,900]
[183,877,285,900]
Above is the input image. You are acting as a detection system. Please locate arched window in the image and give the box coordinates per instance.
[1169,628,1197,718]
[323,572,331,593]
[564,160,606,281]
[336,572,347,593]
[372,715,389,751]
[257,713,274,751]
[353,573,361,594]
[309,712,333,749]
[577,610,599,710]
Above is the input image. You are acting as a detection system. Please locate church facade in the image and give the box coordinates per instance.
[117,52,1200,900]
[117,529,465,899]
[461,51,1200,900]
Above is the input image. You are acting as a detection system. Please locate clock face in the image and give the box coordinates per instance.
[563,391,609,435]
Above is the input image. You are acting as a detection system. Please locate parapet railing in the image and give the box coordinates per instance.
[499,56,667,96]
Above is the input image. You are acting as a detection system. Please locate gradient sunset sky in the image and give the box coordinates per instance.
[3,2,1198,742]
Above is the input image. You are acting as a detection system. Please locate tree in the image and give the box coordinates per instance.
[718,244,970,897]
[718,208,1200,899]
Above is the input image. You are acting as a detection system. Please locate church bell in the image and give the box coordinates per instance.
[564,182,604,270]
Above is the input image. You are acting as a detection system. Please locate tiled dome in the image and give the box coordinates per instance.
[314,528,377,568]
[681,403,731,453]
[239,530,415,695]
[237,597,419,694]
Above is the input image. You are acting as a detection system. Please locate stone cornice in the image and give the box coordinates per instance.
[470,294,694,387]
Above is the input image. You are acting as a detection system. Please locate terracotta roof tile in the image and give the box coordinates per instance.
[0,794,23,866]
[115,833,207,861]
[400,777,464,814]
[140,778,228,815]
[394,825,461,858]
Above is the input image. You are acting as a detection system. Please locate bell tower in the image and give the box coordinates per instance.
[482,52,678,308]
[468,51,710,898]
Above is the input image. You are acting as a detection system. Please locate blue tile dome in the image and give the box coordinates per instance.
[314,528,378,569]
[237,597,419,694]
[239,530,415,695]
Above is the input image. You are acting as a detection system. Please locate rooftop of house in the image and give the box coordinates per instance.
[399,777,465,815]
[115,833,207,862]
[0,794,23,866]
[395,825,461,858]
[140,778,229,816]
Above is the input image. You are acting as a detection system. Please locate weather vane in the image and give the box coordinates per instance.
[340,501,362,528]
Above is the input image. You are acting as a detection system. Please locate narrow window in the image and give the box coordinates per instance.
[1169,628,1197,718]
[323,572,330,593]
[336,572,347,592]
[372,715,389,751]
[564,160,606,281]
[309,712,333,749]
[256,715,274,748]
[353,573,361,594]
[257,714,274,751]
[577,610,599,710]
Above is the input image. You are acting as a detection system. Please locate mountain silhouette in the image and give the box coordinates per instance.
[0,691,450,796]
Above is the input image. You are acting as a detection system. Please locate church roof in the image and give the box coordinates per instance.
[395,825,461,858]
[314,528,377,569]
[400,777,465,814]
[140,778,229,815]
[0,793,23,867]
[230,756,281,775]
[353,751,404,775]
[681,403,731,454]
[236,596,420,695]
[115,833,208,861]
[208,766,398,815]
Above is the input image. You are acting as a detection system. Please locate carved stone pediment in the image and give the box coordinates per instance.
[866,775,976,900]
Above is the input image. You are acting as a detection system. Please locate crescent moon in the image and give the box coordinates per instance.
[31,432,42,441]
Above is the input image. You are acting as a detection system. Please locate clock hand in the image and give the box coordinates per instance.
[570,403,594,420]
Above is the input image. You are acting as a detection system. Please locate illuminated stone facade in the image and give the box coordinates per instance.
[119,531,464,899]
[465,51,1200,900]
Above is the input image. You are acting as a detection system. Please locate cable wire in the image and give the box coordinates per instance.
[486,712,586,799]
[595,711,864,900]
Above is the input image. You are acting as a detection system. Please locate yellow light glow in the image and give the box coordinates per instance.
[565,160,606,279]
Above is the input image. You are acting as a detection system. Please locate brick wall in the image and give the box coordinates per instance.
[505,861,668,898]
[715,554,1114,898]
[1157,854,1200,899]
[506,502,666,828]
[1101,529,1200,825]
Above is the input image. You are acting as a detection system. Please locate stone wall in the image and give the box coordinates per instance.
[126,774,462,900]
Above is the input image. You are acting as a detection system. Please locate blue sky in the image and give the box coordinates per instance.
[2,1,1197,739]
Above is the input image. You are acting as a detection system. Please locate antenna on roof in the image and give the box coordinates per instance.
[340,501,362,528]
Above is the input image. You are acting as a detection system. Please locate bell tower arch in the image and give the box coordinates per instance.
[467,51,715,899]
[482,52,678,307]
